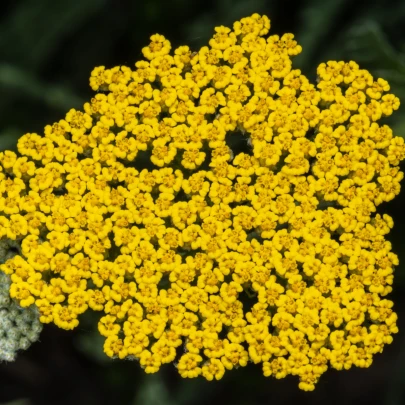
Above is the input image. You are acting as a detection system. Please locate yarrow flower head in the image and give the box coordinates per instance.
[0,13,404,390]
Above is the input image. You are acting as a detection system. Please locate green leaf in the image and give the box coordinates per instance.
[132,374,175,405]
[0,400,32,405]
[295,0,351,71]
[0,63,84,111]
[344,21,405,75]
[0,127,22,152]
[0,0,107,71]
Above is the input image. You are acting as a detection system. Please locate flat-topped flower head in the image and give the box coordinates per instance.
[0,13,404,391]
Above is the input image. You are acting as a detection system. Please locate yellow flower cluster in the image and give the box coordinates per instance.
[0,13,404,390]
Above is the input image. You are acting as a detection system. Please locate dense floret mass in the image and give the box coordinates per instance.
[0,13,404,390]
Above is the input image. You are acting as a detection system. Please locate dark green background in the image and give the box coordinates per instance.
[1,0,405,404]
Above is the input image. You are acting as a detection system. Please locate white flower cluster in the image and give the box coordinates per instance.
[0,241,42,362]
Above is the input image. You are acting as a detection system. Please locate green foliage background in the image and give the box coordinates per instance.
[1,0,405,404]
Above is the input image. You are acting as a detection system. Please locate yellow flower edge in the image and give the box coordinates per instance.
[0,13,404,391]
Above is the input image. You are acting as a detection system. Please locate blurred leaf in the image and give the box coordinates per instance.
[295,0,350,71]
[74,312,112,364]
[0,128,21,151]
[184,0,268,49]
[392,117,405,138]
[0,400,31,405]
[132,374,175,405]
[0,63,84,111]
[0,0,107,71]
[345,21,405,72]
[74,329,109,364]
